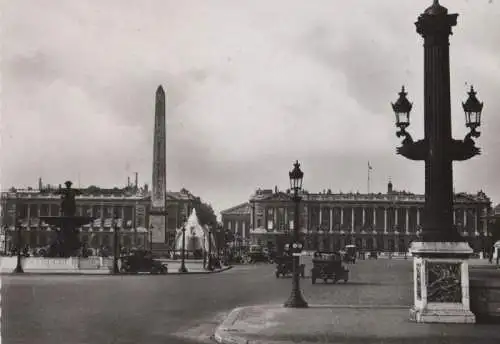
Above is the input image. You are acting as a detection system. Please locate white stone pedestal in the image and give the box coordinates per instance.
[409,241,476,324]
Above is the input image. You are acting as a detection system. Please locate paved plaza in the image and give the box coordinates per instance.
[2,259,498,343]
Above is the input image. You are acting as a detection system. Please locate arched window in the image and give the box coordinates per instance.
[366,237,374,250]
[355,238,362,248]
[123,235,131,248]
[399,239,406,253]
[388,239,395,252]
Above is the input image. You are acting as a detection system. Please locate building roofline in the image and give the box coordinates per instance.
[220,202,250,215]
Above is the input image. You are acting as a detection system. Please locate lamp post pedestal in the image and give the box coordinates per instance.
[409,242,476,323]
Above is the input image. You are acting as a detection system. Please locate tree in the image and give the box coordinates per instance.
[489,217,500,242]
[194,197,217,228]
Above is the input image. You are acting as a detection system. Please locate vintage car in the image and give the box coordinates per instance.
[275,254,305,278]
[246,245,273,264]
[343,245,357,264]
[120,250,168,274]
[311,251,349,284]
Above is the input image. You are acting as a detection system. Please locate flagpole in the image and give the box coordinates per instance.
[367,162,371,194]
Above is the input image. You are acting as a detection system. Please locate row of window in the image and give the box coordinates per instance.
[9,204,138,219]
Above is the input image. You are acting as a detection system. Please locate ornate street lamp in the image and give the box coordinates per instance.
[207,226,213,270]
[112,215,120,274]
[13,220,24,274]
[284,160,308,308]
[149,224,153,251]
[178,217,188,273]
[392,0,483,324]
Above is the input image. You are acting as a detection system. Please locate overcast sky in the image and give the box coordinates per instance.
[1,0,499,215]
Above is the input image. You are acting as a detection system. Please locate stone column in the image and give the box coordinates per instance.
[121,207,125,228]
[474,209,478,234]
[284,208,288,230]
[340,207,344,225]
[482,208,488,235]
[406,207,410,234]
[373,207,377,228]
[351,208,355,233]
[362,208,366,226]
[264,206,268,230]
[384,208,388,233]
[273,208,277,230]
[463,208,467,227]
[319,207,323,227]
[394,208,398,226]
[453,208,456,224]
[329,208,333,232]
[417,208,421,225]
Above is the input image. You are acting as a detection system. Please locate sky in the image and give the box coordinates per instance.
[1,0,499,216]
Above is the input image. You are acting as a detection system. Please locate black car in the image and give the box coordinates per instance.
[120,250,168,274]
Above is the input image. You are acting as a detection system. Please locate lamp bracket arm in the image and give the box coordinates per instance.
[396,139,427,161]
[450,135,481,161]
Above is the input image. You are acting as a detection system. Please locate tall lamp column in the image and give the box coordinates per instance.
[178,218,188,273]
[392,0,484,324]
[208,227,213,270]
[13,220,24,274]
[284,161,308,308]
[113,216,120,274]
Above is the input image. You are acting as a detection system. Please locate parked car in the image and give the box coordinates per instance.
[120,250,168,274]
[246,245,273,263]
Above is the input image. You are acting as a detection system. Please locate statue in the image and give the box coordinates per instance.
[58,181,82,217]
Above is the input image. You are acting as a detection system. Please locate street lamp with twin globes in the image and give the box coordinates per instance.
[284,161,308,308]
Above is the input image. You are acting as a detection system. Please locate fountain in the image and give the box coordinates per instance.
[39,181,94,257]
[174,208,216,256]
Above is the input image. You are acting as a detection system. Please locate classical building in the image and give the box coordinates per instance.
[242,182,492,253]
[0,85,208,254]
[220,202,251,246]
[0,184,197,253]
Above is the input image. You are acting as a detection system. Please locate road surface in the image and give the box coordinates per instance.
[2,259,413,343]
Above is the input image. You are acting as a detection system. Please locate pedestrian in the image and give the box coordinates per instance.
[488,247,493,264]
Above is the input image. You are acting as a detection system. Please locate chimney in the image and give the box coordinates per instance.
[388,179,393,194]
[135,172,139,190]
[127,176,131,188]
[38,177,43,190]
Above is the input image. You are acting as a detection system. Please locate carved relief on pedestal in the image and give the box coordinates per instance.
[416,262,422,300]
[426,262,462,303]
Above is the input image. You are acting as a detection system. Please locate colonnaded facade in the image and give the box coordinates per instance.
[246,181,492,253]
[0,183,197,253]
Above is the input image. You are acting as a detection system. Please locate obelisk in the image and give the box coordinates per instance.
[149,85,167,244]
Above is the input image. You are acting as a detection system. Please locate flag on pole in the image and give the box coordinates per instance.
[368,162,373,170]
